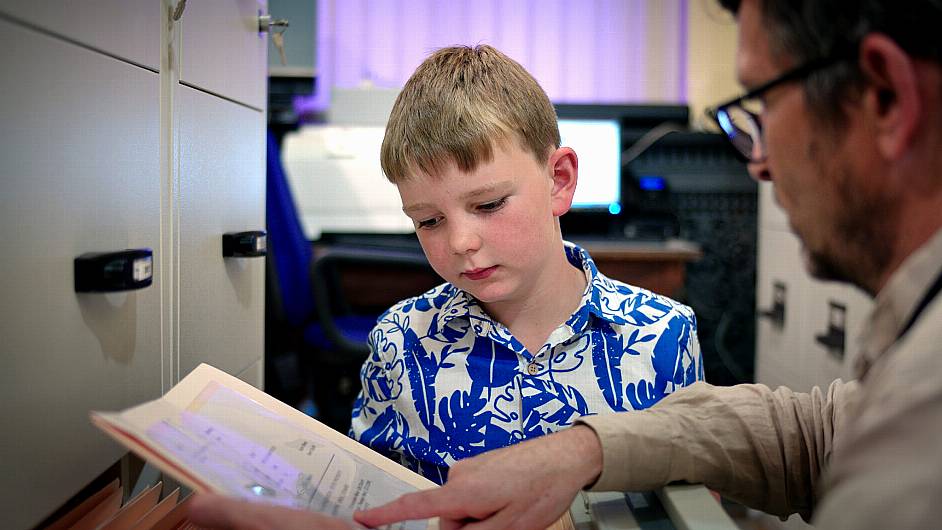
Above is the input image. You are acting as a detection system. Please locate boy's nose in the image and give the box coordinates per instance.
[449,225,482,255]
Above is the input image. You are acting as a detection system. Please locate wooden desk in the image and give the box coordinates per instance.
[319,239,701,313]
[576,239,702,298]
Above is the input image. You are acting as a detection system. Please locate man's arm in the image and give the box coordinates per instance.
[582,379,856,520]
[358,379,856,529]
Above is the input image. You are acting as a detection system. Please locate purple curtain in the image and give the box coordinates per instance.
[312,0,687,110]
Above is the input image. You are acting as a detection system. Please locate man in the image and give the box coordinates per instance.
[189,0,942,528]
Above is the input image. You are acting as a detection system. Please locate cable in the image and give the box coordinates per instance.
[620,122,687,166]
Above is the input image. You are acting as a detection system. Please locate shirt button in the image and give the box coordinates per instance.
[526,363,539,375]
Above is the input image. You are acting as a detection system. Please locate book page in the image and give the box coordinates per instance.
[93,364,434,530]
[151,382,424,524]
[92,364,577,530]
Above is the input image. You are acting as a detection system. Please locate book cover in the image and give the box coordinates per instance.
[91,363,575,530]
[91,363,437,530]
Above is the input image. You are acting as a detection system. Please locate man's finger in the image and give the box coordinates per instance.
[356,489,452,527]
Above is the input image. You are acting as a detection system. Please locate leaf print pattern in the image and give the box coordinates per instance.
[591,323,628,412]
[349,243,703,485]
[432,390,489,459]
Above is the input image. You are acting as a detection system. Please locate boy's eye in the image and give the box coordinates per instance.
[417,216,442,229]
[477,197,507,212]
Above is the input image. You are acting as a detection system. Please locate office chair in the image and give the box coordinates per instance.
[265,132,437,431]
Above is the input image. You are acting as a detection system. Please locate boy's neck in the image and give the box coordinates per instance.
[482,246,588,355]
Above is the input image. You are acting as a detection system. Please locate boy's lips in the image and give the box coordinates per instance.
[461,265,498,280]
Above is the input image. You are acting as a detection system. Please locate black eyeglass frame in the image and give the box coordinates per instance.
[706,52,855,162]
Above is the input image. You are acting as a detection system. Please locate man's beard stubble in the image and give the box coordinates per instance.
[802,161,898,296]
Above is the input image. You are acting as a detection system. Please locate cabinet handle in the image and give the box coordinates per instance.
[223,231,267,258]
[815,300,847,359]
[75,249,153,292]
[757,280,786,327]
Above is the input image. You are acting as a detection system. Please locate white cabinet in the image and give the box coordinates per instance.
[180,0,268,109]
[0,2,266,527]
[754,182,873,392]
[801,279,871,388]
[757,178,791,232]
[177,85,265,381]
[754,228,808,391]
[0,0,160,70]
[0,16,162,529]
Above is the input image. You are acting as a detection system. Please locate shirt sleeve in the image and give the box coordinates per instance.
[686,310,704,385]
[576,379,857,520]
[349,322,396,444]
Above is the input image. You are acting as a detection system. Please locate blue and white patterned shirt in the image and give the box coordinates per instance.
[349,242,703,484]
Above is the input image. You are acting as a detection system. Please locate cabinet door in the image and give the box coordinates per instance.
[179,0,268,109]
[801,281,849,389]
[177,86,265,384]
[0,0,160,70]
[754,228,810,391]
[804,282,872,388]
[758,181,791,232]
[0,20,161,529]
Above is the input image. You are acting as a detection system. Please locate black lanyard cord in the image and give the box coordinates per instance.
[897,267,942,341]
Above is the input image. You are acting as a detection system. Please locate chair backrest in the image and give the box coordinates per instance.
[266,132,315,327]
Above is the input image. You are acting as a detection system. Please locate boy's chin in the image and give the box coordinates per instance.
[464,285,514,306]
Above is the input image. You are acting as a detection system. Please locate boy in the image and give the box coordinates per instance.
[349,44,702,484]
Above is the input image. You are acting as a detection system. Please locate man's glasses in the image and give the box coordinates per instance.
[706,53,853,162]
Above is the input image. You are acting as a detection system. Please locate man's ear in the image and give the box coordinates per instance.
[858,34,921,160]
[548,147,578,217]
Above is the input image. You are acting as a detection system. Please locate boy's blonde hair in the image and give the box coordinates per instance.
[380,44,560,183]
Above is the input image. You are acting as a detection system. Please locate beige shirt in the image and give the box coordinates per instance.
[578,228,942,529]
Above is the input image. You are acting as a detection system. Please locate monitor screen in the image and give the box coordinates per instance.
[558,118,622,214]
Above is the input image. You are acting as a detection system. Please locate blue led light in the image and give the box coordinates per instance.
[638,176,666,191]
[608,203,622,215]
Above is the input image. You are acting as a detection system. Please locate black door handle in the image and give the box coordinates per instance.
[815,301,847,359]
[223,231,267,258]
[757,281,786,327]
[75,248,153,292]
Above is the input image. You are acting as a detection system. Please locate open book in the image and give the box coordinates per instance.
[91,363,574,530]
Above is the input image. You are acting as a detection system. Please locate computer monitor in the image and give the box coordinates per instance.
[558,118,622,215]
[554,104,689,239]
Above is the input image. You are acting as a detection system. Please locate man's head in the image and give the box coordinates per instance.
[380,44,561,184]
[717,0,942,294]
[383,45,580,311]
[719,0,942,129]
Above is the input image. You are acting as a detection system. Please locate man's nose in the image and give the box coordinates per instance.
[746,137,772,181]
[747,158,773,182]
[449,222,482,255]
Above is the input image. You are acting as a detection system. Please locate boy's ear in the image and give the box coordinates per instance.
[548,147,578,217]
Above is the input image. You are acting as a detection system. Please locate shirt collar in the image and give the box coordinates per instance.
[564,241,629,329]
[855,227,942,377]
[434,241,625,337]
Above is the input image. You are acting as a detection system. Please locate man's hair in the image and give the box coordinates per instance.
[380,44,560,183]
[719,0,942,127]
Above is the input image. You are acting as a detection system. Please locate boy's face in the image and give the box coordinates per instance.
[397,142,577,307]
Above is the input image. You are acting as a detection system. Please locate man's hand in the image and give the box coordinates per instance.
[355,425,603,530]
[188,493,359,530]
